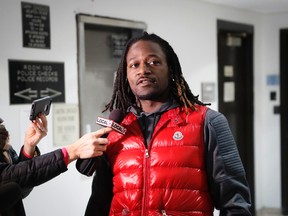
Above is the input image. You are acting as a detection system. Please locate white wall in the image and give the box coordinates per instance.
[0,0,286,215]
[255,12,288,209]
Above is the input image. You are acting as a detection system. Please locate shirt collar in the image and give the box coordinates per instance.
[128,97,179,118]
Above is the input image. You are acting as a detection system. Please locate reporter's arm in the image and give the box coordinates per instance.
[0,127,113,188]
[64,127,112,164]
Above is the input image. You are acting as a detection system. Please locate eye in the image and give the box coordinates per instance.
[128,62,139,68]
[148,60,160,66]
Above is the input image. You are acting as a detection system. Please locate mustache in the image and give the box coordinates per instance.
[136,75,156,85]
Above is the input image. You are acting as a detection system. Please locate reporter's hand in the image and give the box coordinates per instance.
[23,114,48,157]
[65,127,113,163]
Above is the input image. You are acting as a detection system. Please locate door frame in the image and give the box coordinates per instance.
[76,14,146,136]
[217,19,255,214]
[280,28,288,215]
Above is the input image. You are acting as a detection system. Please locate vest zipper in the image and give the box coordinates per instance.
[161,210,167,216]
[145,149,149,158]
[142,148,150,215]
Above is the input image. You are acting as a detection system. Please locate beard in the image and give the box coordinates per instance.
[136,88,169,101]
[137,93,158,100]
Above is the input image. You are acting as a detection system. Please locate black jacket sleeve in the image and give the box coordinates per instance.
[204,109,252,215]
[0,149,68,190]
[84,155,113,216]
[18,146,41,162]
[0,182,26,215]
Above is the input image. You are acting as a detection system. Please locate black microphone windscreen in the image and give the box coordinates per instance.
[108,109,125,123]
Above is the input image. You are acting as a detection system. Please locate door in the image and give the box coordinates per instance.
[217,20,254,214]
[280,28,288,215]
[77,15,146,135]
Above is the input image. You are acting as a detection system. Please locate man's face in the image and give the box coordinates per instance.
[126,40,170,102]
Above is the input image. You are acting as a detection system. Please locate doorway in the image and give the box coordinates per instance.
[77,15,146,136]
[217,20,254,214]
[280,28,288,215]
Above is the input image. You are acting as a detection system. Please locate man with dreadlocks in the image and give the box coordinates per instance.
[83,32,251,216]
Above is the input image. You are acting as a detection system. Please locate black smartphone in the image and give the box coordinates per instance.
[29,96,52,121]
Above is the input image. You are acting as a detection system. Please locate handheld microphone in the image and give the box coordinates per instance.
[76,109,125,176]
[96,117,126,135]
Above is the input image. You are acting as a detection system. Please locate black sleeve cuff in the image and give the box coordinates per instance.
[18,146,41,161]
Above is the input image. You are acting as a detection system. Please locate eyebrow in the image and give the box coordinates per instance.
[127,54,161,62]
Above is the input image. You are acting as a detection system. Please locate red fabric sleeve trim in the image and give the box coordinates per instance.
[22,148,33,159]
[61,147,69,166]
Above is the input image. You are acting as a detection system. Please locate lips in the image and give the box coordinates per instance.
[137,77,156,85]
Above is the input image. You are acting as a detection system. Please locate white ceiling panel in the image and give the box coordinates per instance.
[196,0,288,14]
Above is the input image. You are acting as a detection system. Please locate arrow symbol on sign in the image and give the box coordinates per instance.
[40,88,62,98]
[14,88,38,100]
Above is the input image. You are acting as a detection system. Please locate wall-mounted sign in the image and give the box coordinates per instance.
[9,60,65,104]
[201,82,216,103]
[22,2,50,49]
[224,65,234,77]
[111,34,129,57]
[223,81,235,102]
[53,104,79,147]
[267,74,279,86]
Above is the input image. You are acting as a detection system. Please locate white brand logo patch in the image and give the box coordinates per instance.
[173,131,183,140]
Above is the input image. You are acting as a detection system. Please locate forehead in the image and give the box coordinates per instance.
[127,40,165,58]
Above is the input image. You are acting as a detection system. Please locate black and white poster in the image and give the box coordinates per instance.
[22,2,50,49]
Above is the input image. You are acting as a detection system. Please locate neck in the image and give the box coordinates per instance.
[136,91,171,114]
[139,100,165,113]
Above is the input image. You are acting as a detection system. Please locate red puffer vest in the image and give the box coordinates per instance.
[107,106,214,216]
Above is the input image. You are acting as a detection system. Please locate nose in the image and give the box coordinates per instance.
[138,62,151,75]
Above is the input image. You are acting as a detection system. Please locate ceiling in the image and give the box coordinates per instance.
[196,0,288,14]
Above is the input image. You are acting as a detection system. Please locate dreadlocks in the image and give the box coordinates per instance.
[104,32,209,114]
